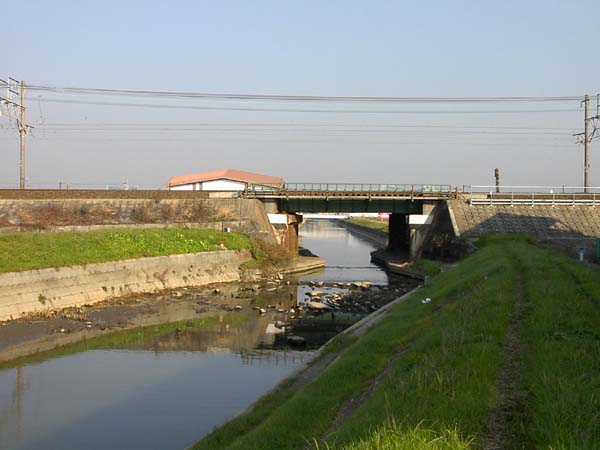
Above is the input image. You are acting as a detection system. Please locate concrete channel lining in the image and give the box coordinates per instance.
[0,250,251,321]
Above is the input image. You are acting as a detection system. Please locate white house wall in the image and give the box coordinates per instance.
[201,180,246,191]
[168,178,274,191]
[169,184,194,191]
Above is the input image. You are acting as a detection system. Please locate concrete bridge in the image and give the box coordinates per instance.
[243,183,455,213]
[242,183,457,257]
[243,183,600,260]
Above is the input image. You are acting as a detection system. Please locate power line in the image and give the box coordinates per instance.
[0,123,575,138]
[10,127,572,136]
[32,97,582,114]
[0,134,574,147]
[2,79,592,189]
[26,84,583,103]
[25,122,579,131]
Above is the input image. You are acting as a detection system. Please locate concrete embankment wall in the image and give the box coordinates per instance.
[0,221,249,234]
[0,195,276,242]
[449,198,600,260]
[341,221,388,247]
[0,250,251,321]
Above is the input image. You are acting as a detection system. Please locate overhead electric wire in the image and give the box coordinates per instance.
[30,97,581,114]
[0,124,574,138]
[15,127,572,136]
[0,136,574,149]
[0,127,574,144]
[32,122,579,131]
[26,84,583,103]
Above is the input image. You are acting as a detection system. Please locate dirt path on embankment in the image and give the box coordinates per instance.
[316,272,491,444]
[482,272,528,450]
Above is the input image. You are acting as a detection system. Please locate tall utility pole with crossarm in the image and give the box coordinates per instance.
[0,78,32,189]
[574,94,600,193]
[18,81,26,189]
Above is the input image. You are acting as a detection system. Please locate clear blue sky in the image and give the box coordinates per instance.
[2,0,600,188]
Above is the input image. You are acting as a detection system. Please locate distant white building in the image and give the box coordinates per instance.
[166,168,283,191]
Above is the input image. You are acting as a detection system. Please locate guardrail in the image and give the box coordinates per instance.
[461,185,600,206]
[464,185,600,194]
[467,190,600,206]
[243,183,454,197]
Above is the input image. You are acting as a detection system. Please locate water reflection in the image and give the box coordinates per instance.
[0,218,389,450]
[0,350,307,450]
[299,219,388,283]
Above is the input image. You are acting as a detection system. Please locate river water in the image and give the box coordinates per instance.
[0,219,387,450]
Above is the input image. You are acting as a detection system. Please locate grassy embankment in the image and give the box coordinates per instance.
[194,235,600,450]
[0,228,250,273]
[0,313,252,371]
[409,258,444,276]
[346,217,389,233]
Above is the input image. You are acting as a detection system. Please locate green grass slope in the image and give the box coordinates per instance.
[194,235,600,450]
[0,228,250,273]
[346,217,389,233]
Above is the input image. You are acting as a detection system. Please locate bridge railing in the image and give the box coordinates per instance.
[465,185,600,206]
[243,183,454,196]
[465,185,600,194]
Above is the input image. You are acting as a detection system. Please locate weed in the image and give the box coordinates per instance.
[247,238,293,269]
[410,259,443,276]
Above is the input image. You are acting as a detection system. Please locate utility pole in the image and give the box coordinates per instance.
[574,95,600,193]
[0,78,32,189]
[19,81,26,190]
[494,168,500,193]
[584,95,590,192]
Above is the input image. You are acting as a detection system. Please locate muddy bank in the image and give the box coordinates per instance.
[370,248,425,280]
[0,276,299,364]
[270,277,421,349]
[0,265,414,367]
[0,245,325,322]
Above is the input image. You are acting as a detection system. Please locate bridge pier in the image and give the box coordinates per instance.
[388,213,411,255]
[283,213,301,252]
[266,211,302,252]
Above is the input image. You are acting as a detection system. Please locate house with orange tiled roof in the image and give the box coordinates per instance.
[166,169,283,191]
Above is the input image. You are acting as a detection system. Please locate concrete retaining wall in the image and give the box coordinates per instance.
[0,196,278,246]
[341,221,388,247]
[0,221,249,234]
[450,198,600,239]
[0,250,251,321]
[449,198,600,260]
[0,197,276,240]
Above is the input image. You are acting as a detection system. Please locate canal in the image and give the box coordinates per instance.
[0,219,394,450]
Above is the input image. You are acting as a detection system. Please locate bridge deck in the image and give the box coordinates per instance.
[244,190,456,200]
[242,183,456,200]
